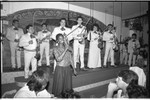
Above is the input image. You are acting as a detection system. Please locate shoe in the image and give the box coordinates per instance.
[81,68,88,71]
[103,65,107,68]
[111,65,117,67]
[10,68,16,71]
[46,65,50,67]
[18,67,24,71]
[99,67,103,69]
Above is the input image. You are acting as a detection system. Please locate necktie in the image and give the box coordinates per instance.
[132,40,136,42]
[30,34,35,38]
[61,27,65,31]
[109,31,112,34]
[14,27,18,30]
[94,31,97,34]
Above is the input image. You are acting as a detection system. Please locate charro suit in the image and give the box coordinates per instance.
[103,31,115,66]
[6,26,24,68]
[37,30,51,66]
[128,39,140,66]
[19,33,37,78]
[71,24,86,69]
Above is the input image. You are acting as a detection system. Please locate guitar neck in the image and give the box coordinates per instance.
[40,34,51,42]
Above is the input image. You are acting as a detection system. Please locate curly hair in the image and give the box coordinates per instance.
[127,84,148,98]
[118,70,138,86]
[61,89,81,98]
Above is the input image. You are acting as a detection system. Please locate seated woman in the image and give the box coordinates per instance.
[14,68,53,98]
[52,34,77,97]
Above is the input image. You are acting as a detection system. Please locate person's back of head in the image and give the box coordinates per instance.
[61,89,81,98]
[118,69,138,86]
[135,57,145,68]
[27,68,50,93]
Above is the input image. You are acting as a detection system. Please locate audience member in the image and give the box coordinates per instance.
[61,89,80,98]
[14,68,54,98]
[130,53,146,87]
[106,69,138,98]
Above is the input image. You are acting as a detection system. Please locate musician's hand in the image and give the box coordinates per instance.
[107,82,118,92]
[14,39,19,42]
[65,44,69,51]
[64,35,68,44]
[28,40,33,44]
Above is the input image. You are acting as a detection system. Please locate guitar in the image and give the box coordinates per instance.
[39,34,51,44]
[97,32,104,49]
[77,33,88,44]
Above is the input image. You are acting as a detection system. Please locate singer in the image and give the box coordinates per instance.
[52,34,77,97]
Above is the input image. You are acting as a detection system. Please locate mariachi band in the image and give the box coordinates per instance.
[5,17,141,79]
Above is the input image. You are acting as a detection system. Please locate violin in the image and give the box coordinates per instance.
[97,32,104,49]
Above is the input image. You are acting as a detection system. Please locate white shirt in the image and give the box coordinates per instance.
[129,66,146,87]
[14,84,52,98]
[37,30,51,42]
[6,26,24,42]
[128,39,140,53]
[51,26,71,41]
[103,31,115,43]
[19,33,37,50]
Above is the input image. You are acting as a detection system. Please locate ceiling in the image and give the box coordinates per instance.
[69,2,148,19]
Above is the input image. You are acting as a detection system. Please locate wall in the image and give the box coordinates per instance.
[1,2,121,37]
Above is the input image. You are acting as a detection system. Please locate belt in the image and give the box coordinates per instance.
[24,48,36,52]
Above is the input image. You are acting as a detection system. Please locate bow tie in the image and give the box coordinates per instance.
[109,31,113,34]
[94,31,97,34]
[43,31,47,33]
[79,25,83,28]
[132,40,136,42]
[61,27,65,31]
[30,34,35,38]
[14,27,18,30]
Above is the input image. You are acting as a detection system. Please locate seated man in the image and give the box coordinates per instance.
[14,68,54,98]
[106,69,136,98]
